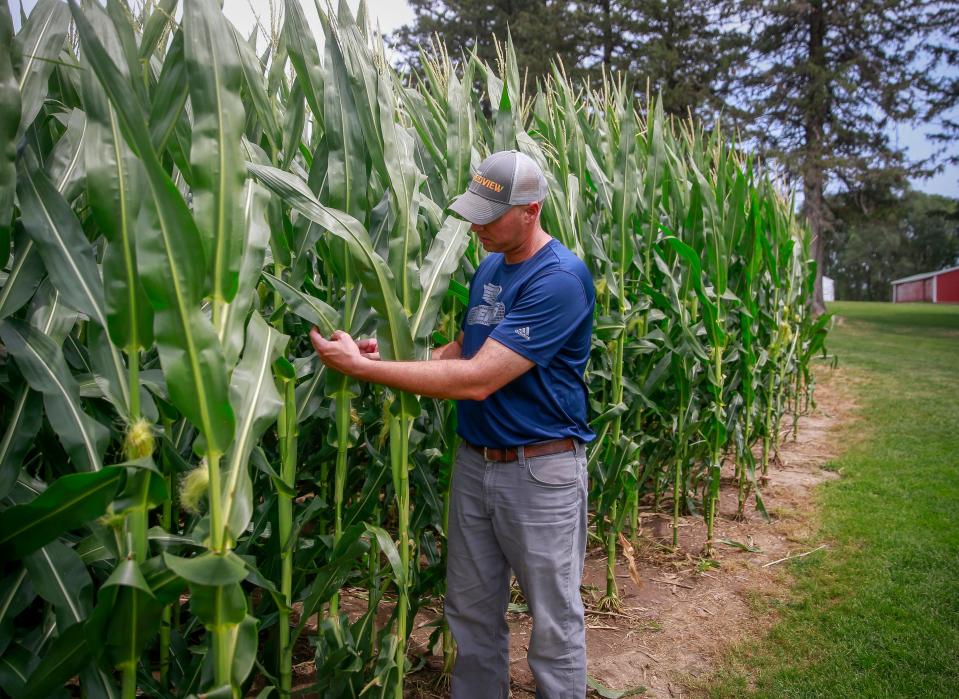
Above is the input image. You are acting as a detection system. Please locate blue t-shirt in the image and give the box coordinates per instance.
[456,238,595,448]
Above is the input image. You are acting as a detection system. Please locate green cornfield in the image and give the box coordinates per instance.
[0,1,828,697]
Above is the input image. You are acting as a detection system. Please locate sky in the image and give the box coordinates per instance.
[8,0,958,198]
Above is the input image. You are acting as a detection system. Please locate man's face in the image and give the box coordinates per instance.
[470,204,537,253]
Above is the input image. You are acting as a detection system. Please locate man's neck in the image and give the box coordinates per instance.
[503,227,551,264]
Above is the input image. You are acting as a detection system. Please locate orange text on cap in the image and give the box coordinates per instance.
[472,174,504,193]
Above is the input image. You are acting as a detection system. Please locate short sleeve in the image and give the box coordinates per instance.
[490,270,590,367]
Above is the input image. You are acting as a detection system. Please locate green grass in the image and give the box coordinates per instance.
[700,301,959,698]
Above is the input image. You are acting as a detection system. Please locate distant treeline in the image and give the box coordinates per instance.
[826,191,959,301]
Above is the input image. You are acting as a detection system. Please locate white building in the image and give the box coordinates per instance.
[822,276,835,302]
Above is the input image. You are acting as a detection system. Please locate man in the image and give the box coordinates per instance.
[311,150,595,698]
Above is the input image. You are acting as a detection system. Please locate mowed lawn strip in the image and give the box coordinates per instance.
[700,301,959,698]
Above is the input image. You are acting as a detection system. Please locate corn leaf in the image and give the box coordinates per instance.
[410,216,470,343]
[0,318,109,473]
[320,8,367,219]
[148,29,189,155]
[184,0,246,307]
[71,0,235,454]
[248,163,415,362]
[231,25,281,154]
[15,0,70,140]
[0,469,124,559]
[20,621,91,699]
[45,108,87,202]
[283,0,324,128]
[91,559,163,674]
[16,157,109,330]
[138,0,179,60]
[0,4,19,267]
[24,540,93,630]
[0,229,44,320]
[262,271,339,336]
[0,282,76,497]
[220,140,272,367]
[80,8,152,354]
[219,313,287,542]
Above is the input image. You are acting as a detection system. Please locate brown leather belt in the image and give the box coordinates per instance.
[465,438,577,462]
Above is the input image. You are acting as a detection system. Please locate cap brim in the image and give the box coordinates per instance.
[448,190,511,225]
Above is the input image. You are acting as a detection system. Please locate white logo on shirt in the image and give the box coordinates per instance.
[467,283,506,326]
[515,326,530,340]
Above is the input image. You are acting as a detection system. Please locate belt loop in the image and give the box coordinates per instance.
[517,444,525,466]
[482,446,490,462]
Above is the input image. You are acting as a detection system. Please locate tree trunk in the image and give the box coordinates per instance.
[603,0,613,68]
[804,173,827,315]
[803,0,828,316]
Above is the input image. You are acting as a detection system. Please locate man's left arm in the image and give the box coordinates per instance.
[310,328,532,401]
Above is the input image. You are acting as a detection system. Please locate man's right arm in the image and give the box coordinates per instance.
[312,329,533,401]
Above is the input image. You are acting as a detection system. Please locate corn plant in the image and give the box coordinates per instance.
[0,2,824,697]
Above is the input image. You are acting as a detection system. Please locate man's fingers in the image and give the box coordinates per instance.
[315,328,354,344]
[309,327,327,349]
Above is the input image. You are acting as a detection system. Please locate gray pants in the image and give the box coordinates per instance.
[445,442,588,699]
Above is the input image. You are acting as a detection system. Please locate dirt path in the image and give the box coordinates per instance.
[401,364,856,698]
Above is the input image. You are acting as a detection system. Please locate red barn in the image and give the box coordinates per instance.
[891,265,959,303]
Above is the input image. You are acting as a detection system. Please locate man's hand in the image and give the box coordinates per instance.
[431,331,464,360]
[309,328,367,376]
[356,336,380,360]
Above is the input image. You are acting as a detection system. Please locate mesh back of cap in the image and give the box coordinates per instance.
[510,153,548,204]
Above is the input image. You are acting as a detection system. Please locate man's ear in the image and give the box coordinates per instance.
[525,201,541,220]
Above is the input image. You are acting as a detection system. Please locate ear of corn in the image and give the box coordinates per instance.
[0,1,825,697]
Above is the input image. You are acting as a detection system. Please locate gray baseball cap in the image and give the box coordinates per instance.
[449,150,549,225]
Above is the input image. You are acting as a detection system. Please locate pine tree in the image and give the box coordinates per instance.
[389,0,582,82]
[572,0,743,121]
[566,0,642,77]
[922,1,959,168]
[728,0,929,314]
[390,0,740,122]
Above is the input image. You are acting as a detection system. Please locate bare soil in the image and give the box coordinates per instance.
[295,365,857,698]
